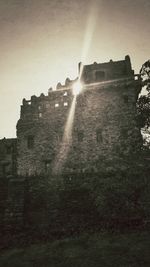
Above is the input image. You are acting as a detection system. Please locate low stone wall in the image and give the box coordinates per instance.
[0,178,8,231]
[1,156,149,247]
[4,177,26,231]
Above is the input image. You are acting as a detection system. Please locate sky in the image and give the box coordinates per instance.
[0,0,149,138]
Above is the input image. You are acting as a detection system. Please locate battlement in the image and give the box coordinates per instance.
[0,55,144,233]
[21,55,140,103]
[14,55,143,177]
[20,75,141,122]
[20,88,74,122]
[80,55,134,84]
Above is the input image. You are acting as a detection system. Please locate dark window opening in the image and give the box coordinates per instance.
[95,71,105,81]
[123,95,129,103]
[121,128,128,138]
[6,146,11,154]
[1,163,9,176]
[2,165,6,176]
[96,129,103,143]
[78,131,84,142]
[27,136,34,149]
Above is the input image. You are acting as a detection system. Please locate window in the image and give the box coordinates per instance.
[123,95,129,103]
[78,131,84,142]
[64,102,68,107]
[6,146,11,154]
[2,164,6,176]
[27,136,34,149]
[121,128,128,138]
[96,129,103,143]
[64,91,68,96]
[45,160,51,173]
[95,71,105,81]
[39,113,42,118]
[55,103,59,108]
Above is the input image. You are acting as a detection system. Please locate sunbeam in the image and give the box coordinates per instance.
[79,0,99,80]
[72,81,82,96]
[52,95,77,175]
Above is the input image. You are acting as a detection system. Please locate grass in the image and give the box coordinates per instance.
[0,231,150,267]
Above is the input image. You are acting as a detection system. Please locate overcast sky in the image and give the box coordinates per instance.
[0,0,149,138]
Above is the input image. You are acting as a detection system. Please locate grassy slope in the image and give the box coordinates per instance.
[0,231,150,267]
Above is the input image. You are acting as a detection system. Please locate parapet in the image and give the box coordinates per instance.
[21,77,77,107]
[21,55,135,107]
[19,56,141,122]
[79,55,134,84]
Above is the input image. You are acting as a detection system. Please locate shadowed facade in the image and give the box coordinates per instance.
[16,55,142,177]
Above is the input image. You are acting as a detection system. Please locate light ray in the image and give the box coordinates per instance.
[52,1,100,175]
[72,81,82,95]
[79,0,99,80]
[52,96,76,175]
[83,76,135,89]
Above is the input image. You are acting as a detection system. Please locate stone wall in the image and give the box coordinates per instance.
[0,178,8,231]
[80,55,134,83]
[65,79,141,172]
[0,56,144,238]
[0,138,17,178]
[4,177,25,230]
[16,57,142,176]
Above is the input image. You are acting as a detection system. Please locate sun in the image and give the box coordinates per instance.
[72,81,82,96]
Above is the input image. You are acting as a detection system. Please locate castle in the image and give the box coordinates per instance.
[0,56,142,230]
[0,55,142,178]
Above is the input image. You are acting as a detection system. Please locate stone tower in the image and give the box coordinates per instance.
[16,56,142,177]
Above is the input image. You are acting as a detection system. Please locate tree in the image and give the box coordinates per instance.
[140,59,150,89]
[137,60,150,148]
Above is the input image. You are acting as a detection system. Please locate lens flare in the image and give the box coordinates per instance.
[72,81,82,95]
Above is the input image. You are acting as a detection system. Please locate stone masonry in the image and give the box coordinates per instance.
[0,138,17,178]
[0,55,143,233]
[16,55,142,177]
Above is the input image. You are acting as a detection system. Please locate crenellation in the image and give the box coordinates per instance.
[48,87,53,95]
[1,55,143,179]
[18,57,142,176]
[80,55,135,84]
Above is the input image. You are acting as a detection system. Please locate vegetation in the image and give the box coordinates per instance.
[0,62,150,266]
[0,231,150,267]
[137,59,150,147]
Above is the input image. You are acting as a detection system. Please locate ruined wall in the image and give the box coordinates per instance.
[0,138,17,231]
[17,56,142,177]
[0,56,143,235]
[0,138,17,178]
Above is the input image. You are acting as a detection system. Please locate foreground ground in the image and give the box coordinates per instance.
[0,231,150,267]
